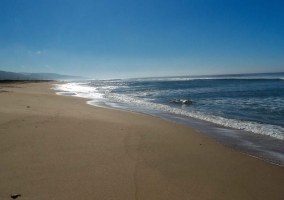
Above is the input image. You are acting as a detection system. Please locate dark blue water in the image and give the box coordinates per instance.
[54,72,284,140]
[115,77,284,127]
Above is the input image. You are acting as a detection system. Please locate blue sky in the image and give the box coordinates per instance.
[1,0,283,79]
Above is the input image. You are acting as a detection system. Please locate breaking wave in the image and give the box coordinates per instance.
[105,93,284,140]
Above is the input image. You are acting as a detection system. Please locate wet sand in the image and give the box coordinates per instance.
[0,81,284,199]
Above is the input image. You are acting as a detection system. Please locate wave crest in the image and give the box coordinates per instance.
[170,99,193,105]
[105,93,284,140]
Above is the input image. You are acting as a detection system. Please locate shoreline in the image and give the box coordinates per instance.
[53,80,284,140]
[55,82,284,167]
[87,100,284,167]
[1,81,284,199]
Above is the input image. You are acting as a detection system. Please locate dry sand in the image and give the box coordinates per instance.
[0,81,284,200]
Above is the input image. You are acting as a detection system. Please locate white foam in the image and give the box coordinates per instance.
[52,83,104,99]
[105,93,284,140]
[52,82,284,140]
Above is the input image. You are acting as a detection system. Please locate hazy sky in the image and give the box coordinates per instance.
[1,0,283,79]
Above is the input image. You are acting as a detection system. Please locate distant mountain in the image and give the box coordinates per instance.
[0,71,88,81]
[0,71,28,80]
[19,72,88,80]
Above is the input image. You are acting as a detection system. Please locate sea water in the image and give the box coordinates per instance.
[53,72,284,165]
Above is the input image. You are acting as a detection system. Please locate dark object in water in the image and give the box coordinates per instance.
[170,99,193,105]
[11,194,21,199]
[182,100,193,105]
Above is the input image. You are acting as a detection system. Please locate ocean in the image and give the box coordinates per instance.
[53,72,284,165]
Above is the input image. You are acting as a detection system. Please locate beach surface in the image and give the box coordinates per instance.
[1,81,284,200]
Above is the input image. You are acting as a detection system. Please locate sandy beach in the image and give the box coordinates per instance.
[0,81,284,200]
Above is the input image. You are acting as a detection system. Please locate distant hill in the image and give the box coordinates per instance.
[0,71,88,81]
[0,71,29,80]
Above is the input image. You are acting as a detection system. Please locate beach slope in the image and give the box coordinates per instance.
[0,81,284,200]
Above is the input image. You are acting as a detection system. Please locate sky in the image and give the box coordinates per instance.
[0,0,284,79]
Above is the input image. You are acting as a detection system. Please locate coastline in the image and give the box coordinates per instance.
[1,81,284,199]
[56,81,284,166]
